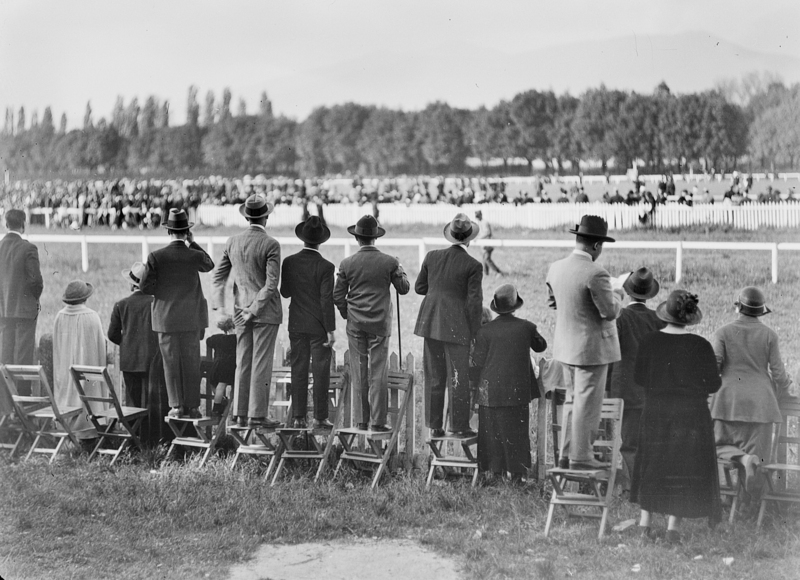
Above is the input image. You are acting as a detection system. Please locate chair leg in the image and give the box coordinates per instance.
[49,436,67,464]
[544,502,557,537]
[263,452,280,482]
[230,452,241,470]
[271,457,286,486]
[332,456,345,481]
[598,507,609,540]
[426,463,436,488]
[756,498,768,529]
[471,467,480,487]
[199,445,213,468]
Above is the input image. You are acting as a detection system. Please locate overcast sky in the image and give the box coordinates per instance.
[1,0,798,129]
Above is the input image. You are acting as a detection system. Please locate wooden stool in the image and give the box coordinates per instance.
[426,433,479,487]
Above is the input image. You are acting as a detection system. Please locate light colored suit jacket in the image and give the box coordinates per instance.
[546,251,622,366]
[212,226,282,325]
[333,246,409,337]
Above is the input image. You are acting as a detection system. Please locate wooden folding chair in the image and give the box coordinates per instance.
[0,364,82,462]
[544,398,624,540]
[718,459,745,524]
[229,368,291,477]
[757,401,800,528]
[271,371,350,485]
[332,370,413,489]
[0,366,20,454]
[425,432,479,488]
[70,365,148,465]
[162,367,231,467]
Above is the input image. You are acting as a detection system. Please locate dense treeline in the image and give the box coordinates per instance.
[1,77,798,178]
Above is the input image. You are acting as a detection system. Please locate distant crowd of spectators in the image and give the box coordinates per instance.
[1,171,797,230]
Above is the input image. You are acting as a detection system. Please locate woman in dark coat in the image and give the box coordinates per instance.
[631,290,722,544]
[472,284,547,481]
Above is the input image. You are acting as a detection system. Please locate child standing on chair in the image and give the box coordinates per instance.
[206,315,236,418]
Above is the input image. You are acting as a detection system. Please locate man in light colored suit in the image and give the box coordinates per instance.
[414,213,483,438]
[212,195,282,428]
[334,215,409,431]
[0,209,44,396]
[546,215,623,470]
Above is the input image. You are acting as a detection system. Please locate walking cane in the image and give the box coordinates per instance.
[396,287,403,371]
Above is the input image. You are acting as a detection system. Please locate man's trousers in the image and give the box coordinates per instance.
[234,322,278,419]
[423,338,471,432]
[289,332,332,421]
[346,323,389,426]
[158,331,202,410]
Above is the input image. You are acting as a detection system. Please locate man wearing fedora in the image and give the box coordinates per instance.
[546,214,623,470]
[415,213,483,438]
[334,215,410,431]
[280,216,336,429]
[212,195,282,428]
[140,208,214,419]
[0,209,44,396]
[107,261,159,408]
[608,267,665,489]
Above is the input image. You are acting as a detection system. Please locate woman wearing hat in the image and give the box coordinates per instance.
[53,280,107,446]
[471,284,547,482]
[631,290,722,544]
[711,287,797,496]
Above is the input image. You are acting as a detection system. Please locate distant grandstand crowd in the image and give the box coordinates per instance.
[1,172,797,230]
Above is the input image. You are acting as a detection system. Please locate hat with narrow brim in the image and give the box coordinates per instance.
[623,267,660,300]
[162,208,193,231]
[568,215,615,242]
[656,290,703,326]
[735,286,771,317]
[238,194,274,219]
[121,262,146,288]
[295,216,331,245]
[491,284,524,314]
[62,280,94,305]
[347,215,385,238]
[443,213,480,244]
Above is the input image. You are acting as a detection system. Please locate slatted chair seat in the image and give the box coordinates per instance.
[229,368,292,477]
[0,364,82,462]
[271,371,351,485]
[332,370,413,489]
[70,365,148,465]
[757,401,800,528]
[544,398,624,540]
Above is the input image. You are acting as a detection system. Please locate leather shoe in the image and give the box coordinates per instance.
[356,423,369,431]
[370,424,392,432]
[167,407,184,419]
[235,416,247,428]
[248,417,282,429]
[314,418,334,430]
[430,428,446,438]
[447,429,477,439]
[557,457,570,469]
[741,454,761,494]
[292,418,308,429]
[186,407,203,419]
[568,458,609,470]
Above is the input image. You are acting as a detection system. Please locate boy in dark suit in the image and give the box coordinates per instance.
[415,213,483,438]
[107,261,158,407]
[280,216,336,429]
[0,209,44,395]
[140,209,214,419]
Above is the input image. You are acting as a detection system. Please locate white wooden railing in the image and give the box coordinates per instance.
[25,233,795,284]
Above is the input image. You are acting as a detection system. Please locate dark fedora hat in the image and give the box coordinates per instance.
[568,215,615,242]
[162,208,194,231]
[490,283,524,314]
[656,289,703,326]
[238,194,274,219]
[295,216,331,245]
[623,267,660,300]
[347,215,385,238]
[443,213,480,244]
[62,279,94,305]
[735,286,771,316]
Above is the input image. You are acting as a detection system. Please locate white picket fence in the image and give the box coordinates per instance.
[26,233,799,284]
[196,201,800,231]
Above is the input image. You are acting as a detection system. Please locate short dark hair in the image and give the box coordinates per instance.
[4,209,25,231]
[576,234,601,247]
[355,234,373,245]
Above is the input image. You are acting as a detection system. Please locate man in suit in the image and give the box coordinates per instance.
[334,215,410,432]
[280,216,336,429]
[212,195,282,428]
[0,209,44,396]
[608,267,664,490]
[107,261,159,407]
[140,208,214,419]
[546,215,623,470]
[415,213,483,438]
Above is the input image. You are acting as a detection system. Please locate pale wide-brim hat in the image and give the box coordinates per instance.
[443,213,480,244]
[121,262,146,288]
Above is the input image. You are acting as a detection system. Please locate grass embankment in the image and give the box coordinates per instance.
[1,451,798,580]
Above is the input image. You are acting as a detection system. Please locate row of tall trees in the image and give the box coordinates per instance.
[1,78,798,178]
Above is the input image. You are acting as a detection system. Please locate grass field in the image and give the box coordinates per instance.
[2,222,800,580]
